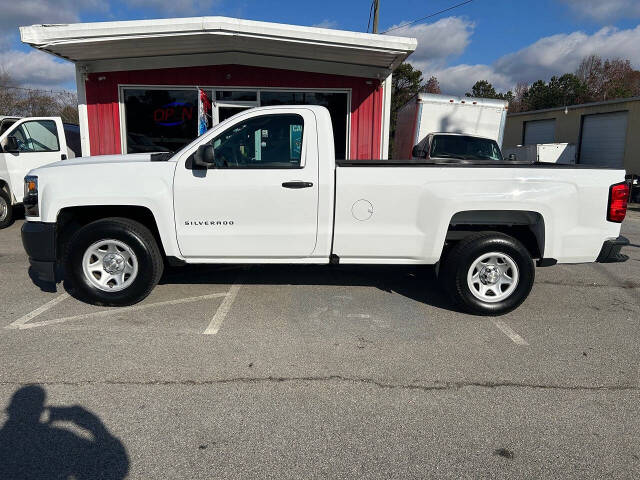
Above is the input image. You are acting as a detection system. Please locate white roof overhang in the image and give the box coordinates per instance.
[20,17,417,79]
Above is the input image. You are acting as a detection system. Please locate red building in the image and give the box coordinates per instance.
[21,17,416,159]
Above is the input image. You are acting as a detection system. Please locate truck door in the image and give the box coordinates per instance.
[0,117,67,202]
[173,108,319,259]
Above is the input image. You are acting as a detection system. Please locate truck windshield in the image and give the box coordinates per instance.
[430,135,503,161]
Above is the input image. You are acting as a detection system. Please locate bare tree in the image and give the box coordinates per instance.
[508,82,529,113]
[576,55,639,101]
[0,69,78,122]
[576,54,605,100]
[424,76,441,94]
[0,68,20,115]
[602,58,636,100]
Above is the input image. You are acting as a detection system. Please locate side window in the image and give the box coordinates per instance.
[9,120,60,153]
[209,114,304,168]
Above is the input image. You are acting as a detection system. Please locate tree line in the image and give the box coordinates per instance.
[466,55,640,112]
[0,69,78,123]
[390,54,640,155]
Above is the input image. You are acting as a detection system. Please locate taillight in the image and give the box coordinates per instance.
[608,182,629,223]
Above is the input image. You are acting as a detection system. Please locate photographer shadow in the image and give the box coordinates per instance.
[0,385,129,479]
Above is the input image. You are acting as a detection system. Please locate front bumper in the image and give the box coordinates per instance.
[596,236,630,263]
[21,221,57,282]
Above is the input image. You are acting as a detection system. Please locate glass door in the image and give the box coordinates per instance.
[213,90,258,126]
[218,105,253,123]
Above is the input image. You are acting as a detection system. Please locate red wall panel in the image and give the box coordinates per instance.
[84,64,382,159]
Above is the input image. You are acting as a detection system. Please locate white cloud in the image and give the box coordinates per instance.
[1,0,105,46]
[560,0,640,22]
[0,50,75,90]
[429,64,513,95]
[390,17,475,70]
[1,0,104,30]
[495,26,640,84]
[423,25,640,95]
[312,20,338,29]
[127,0,221,16]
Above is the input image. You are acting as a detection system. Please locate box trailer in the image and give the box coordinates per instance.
[503,143,577,164]
[394,93,508,159]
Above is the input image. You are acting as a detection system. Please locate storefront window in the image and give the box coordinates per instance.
[123,88,349,158]
[216,90,257,102]
[260,91,348,159]
[123,89,198,153]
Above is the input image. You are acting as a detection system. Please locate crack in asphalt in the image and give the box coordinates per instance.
[537,280,640,289]
[0,376,636,392]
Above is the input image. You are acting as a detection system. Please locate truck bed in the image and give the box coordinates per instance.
[335,159,619,169]
[332,161,625,265]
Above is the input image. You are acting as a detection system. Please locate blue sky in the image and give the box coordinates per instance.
[2,0,640,94]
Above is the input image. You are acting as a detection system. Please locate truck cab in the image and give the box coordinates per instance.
[0,117,69,228]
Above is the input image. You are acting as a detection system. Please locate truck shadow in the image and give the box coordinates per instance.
[159,264,463,313]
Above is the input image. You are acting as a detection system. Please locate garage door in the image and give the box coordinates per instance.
[579,112,628,168]
[524,119,556,145]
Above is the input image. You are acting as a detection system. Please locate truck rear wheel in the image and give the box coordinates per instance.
[65,217,164,306]
[0,190,13,229]
[440,232,535,315]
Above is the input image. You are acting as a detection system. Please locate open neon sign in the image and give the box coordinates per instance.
[153,102,194,126]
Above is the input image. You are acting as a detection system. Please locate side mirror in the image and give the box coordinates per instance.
[193,144,215,169]
[412,145,426,159]
[3,136,20,153]
[507,153,517,161]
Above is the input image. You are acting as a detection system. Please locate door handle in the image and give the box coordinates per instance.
[61,154,67,160]
[282,181,313,189]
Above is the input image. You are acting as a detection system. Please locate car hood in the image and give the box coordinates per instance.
[34,153,169,171]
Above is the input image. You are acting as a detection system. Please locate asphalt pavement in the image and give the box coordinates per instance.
[0,210,638,479]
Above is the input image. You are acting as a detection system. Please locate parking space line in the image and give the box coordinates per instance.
[203,283,242,335]
[6,293,70,329]
[491,319,529,346]
[13,293,228,330]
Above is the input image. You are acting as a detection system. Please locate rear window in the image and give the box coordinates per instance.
[431,135,502,161]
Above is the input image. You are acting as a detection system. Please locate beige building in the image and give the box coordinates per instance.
[504,96,640,173]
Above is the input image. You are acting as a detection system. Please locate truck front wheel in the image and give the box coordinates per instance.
[65,218,164,306]
[0,190,13,229]
[440,232,535,315]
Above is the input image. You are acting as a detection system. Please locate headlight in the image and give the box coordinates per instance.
[24,175,39,217]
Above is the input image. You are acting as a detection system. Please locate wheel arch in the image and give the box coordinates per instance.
[57,205,167,261]
[0,178,11,200]
[445,210,546,259]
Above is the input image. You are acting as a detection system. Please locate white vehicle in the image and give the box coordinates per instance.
[503,143,577,164]
[394,93,509,160]
[409,132,508,164]
[0,117,79,228]
[21,106,630,315]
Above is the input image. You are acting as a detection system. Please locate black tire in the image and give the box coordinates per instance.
[440,232,535,316]
[65,217,164,306]
[0,190,13,229]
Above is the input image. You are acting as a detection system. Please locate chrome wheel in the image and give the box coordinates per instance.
[467,252,519,303]
[81,239,138,292]
[0,197,7,222]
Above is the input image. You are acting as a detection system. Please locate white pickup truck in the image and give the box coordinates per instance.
[21,106,630,315]
[1,116,79,228]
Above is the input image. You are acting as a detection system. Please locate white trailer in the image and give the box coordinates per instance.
[394,93,509,159]
[502,143,577,164]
